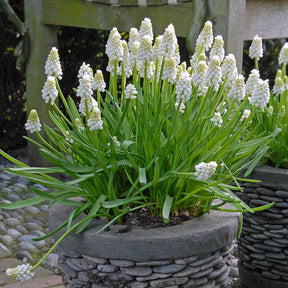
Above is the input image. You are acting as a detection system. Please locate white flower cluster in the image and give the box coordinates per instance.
[77,74,93,99]
[195,161,218,181]
[195,21,213,51]
[78,62,93,80]
[221,54,237,89]
[210,35,225,62]
[279,42,288,65]
[175,71,192,104]
[211,112,223,127]
[92,70,106,92]
[227,74,245,101]
[25,109,41,133]
[41,75,58,105]
[6,264,34,282]
[44,47,62,79]
[273,77,285,96]
[205,56,222,91]
[249,35,263,60]
[87,107,103,130]
[240,109,251,122]
[248,78,270,109]
[105,27,124,62]
[124,84,137,99]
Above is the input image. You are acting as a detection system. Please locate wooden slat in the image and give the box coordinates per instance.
[244,0,288,40]
[43,0,193,37]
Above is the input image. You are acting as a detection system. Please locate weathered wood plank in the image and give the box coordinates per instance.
[244,0,288,40]
[43,0,193,37]
[25,0,57,166]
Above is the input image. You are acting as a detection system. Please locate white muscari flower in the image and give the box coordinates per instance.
[227,74,245,101]
[79,96,98,116]
[44,47,62,79]
[205,56,222,91]
[267,106,274,116]
[25,109,41,133]
[121,40,132,78]
[75,118,84,131]
[176,62,187,82]
[195,161,217,181]
[65,131,73,143]
[175,101,185,113]
[153,35,163,62]
[280,105,286,117]
[279,42,288,65]
[92,70,106,92]
[137,35,153,63]
[249,78,270,109]
[128,27,139,50]
[160,23,177,60]
[136,60,155,80]
[175,71,192,103]
[211,112,223,127]
[129,41,140,70]
[6,263,34,282]
[162,58,177,83]
[273,77,285,96]
[138,17,153,41]
[240,109,251,122]
[108,136,121,147]
[105,27,123,61]
[195,21,213,51]
[210,35,225,62]
[87,107,103,130]
[106,59,121,76]
[245,69,260,96]
[41,76,58,105]
[78,62,93,80]
[221,54,237,88]
[249,35,263,60]
[192,60,207,86]
[76,74,93,99]
[124,84,137,99]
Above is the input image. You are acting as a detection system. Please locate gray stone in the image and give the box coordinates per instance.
[215,266,230,283]
[274,264,288,272]
[136,272,171,281]
[121,266,152,277]
[263,231,284,239]
[229,266,239,278]
[150,276,188,287]
[65,258,84,271]
[0,242,11,258]
[262,270,281,280]
[250,233,269,240]
[153,263,186,274]
[78,271,89,282]
[109,271,133,282]
[3,217,20,227]
[129,282,149,288]
[71,257,97,270]
[274,201,288,208]
[136,260,172,267]
[200,255,223,271]
[16,250,33,262]
[18,242,39,254]
[0,223,6,233]
[0,235,14,245]
[250,199,270,206]
[256,187,275,197]
[110,259,135,267]
[92,284,109,288]
[183,277,208,287]
[207,264,228,279]
[0,188,12,194]
[250,253,266,261]
[30,230,46,237]
[42,253,59,269]
[60,246,81,258]
[175,256,198,264]
[189,254,217,267]
[272,237,288,245]
[251,259,272,268]
[0,174,11,181]
[189,267,213,278]
[24,206,41,214]
[40,204,49,212]
[250,224,266,231]
[173,265,200,277]
[275,190,288,198]
[18,235,46,247]
[24,222,42,230]
[265,252,287,260]
[6,193,21,202]
[246,193,259,199]
[6,228,22,239]
[263,224,284,230]
[274,218,288,224]
[264,239,287,247]
[97,264,118,273]
[61,262,78,278]
[260,195,283,203]
[82,254,107,264]
[253,243,282,252]
[271,269,288,277]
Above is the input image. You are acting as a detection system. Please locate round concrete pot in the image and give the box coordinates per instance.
[49,204,239,288]
[236,165,288,288]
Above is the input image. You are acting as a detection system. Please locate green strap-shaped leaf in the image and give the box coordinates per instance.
[163,194,173,223]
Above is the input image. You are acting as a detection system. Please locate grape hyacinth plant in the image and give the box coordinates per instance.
[0,19,275,281]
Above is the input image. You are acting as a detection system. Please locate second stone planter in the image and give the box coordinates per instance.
[49,204,239,288]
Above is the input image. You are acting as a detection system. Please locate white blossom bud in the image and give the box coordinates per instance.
[137,35,153,63]
[75,118,84,131]
[105,27,123,61]
[195,21,213,51]
[41,76,58,105]
[44,47,63,79]
[6,263,34,282]
[138,18,153,41]
[249,78,270,109]
[222,54,237,89]
[205,56,222,91]
[273,77,285,96]
[195,161,217,181]
[245,69,260,96]
[121,40,132,78]
[77,74,93,99]
[87,107,103,130]
[210,35,225,62]
[160,23,177,60]
[128,27,139,50]
[211,112,223,127]
[92,70,106,92]
[249,35,263,60]
[279,43,288,65]
[227,74,245,101]
[124,84,137,99]
[240,109,251,122]
[25,109,41,133]
[78,62,93,80]
[162,58,177,83]
[175,71,192,103]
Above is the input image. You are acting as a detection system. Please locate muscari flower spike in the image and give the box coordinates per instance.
[138,17,153,41]
[249,34,263,60]
[87,107,103,131]
[205,55,222,91]
[78,62,93,80]
[211,112,223,128]
[175,71,192,103]
[279,42,288,65]
[105,27,124,62]
[77,74,93,99]
[195,21,213,51]
[249,78,270,109]
[210,35,225,62]
[6,263,34,282]
[273,77,285,96]
[227,74,245,102]
[44,47,63,79]
[195,161,218,181]
[124,84,137,99]
[25,109,41,133]
[41,75,58,105]
[92,70,106,92]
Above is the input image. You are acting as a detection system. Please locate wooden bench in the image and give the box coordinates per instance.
[24,0,288,165]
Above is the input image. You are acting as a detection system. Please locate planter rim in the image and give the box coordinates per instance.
[49,204,239,261]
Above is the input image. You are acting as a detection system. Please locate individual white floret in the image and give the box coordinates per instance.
[249,35,263,60]
[279,42,288,65]
[25,109,41,133]
[92,70,106,92]
[205,56,222,91]
[175,71,192,103]
[210,35,225,62]
[87,107,103,130]
[249,78,270,109]
[195,21,213,51]
[6,263,34,282]
[124,84,137,99]
[41,75,58,105]
[195,161,218,181]
[105,27,124,61]
[76,74,93,99]
[273,77,285,96]
[227,74,245,101]
[44,47,63,79]
[78,62,93,80]
[211,112,223,127]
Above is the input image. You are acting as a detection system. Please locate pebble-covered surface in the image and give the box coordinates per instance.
[236,180,288,286]
[0,148,240,288]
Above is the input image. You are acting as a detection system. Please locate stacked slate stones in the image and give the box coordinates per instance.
[57,243,235,288]
[236,176,288,287]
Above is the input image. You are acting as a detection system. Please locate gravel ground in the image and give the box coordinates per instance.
[0,146,242,287]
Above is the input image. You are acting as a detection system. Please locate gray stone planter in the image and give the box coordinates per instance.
[236,165,288,288]
[49,204,239,288]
